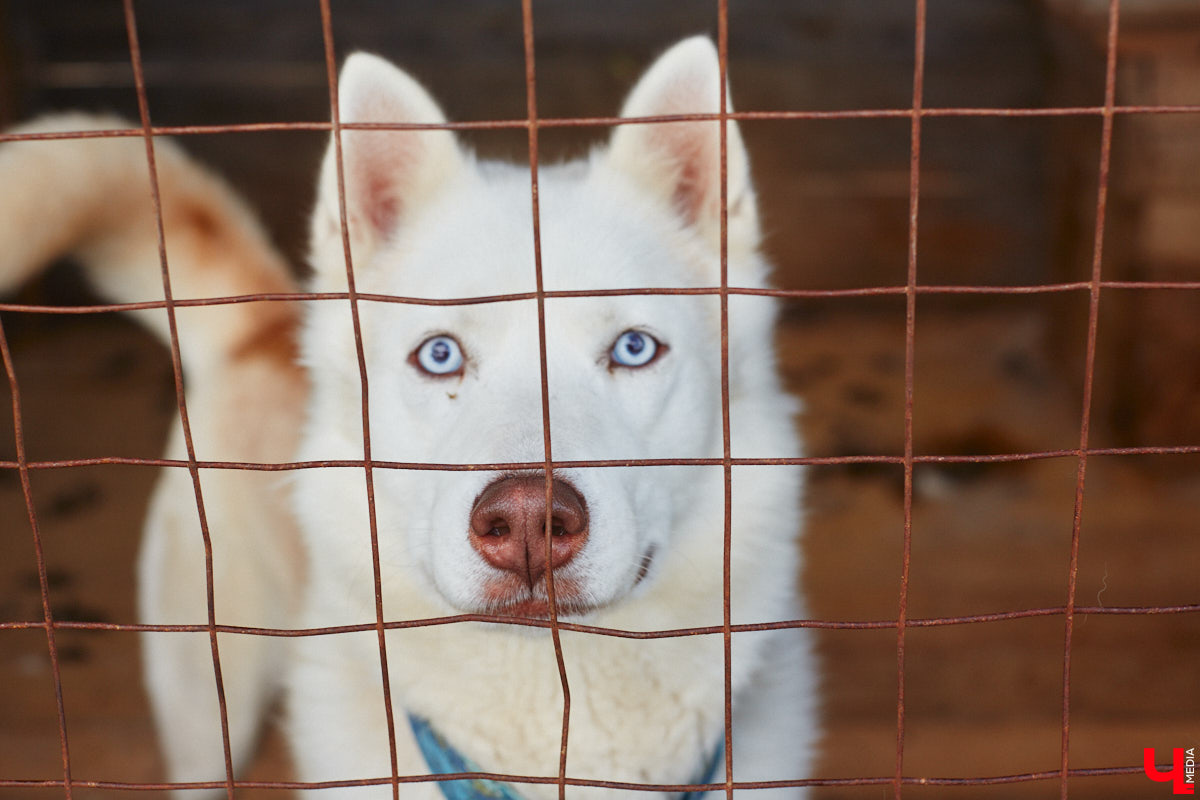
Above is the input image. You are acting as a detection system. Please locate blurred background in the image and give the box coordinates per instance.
[1,1,1198,798]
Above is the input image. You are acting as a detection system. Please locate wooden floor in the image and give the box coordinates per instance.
[1,303,1196,799]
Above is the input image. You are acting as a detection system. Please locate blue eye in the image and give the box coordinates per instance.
[414,335,464,376]
[610,330,660,368]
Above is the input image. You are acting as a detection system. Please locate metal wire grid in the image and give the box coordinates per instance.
[0,0,1198,798]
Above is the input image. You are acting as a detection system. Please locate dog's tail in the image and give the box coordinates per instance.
[0,113,298,373]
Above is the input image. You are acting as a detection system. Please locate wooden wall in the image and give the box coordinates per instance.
[2,0,1056,289]
[1044,0,1200,449]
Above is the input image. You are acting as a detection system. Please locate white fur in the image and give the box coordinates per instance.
[0,36,818,800]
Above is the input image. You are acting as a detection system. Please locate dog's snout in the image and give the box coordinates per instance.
[469,476,588,588]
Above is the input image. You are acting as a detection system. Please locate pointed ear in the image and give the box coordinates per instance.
[605,37,758,250]
[311,53,465,275]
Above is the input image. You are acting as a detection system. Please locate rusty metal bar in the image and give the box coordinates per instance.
[314,0,402,796]
[3,102,1200,145]
[1059,1,1122,797]
[0,761,1175,793]
[517,2,574,798]
[0,322,74,795]
[893,1,927,795]
[120,1,237,796]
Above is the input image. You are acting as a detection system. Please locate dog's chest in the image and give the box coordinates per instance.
[387,625,727,795]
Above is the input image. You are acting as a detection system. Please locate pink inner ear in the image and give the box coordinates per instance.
[671,151,704,223]
[347,129,416,236]
[365,173,400,234]
[661,123,715,225]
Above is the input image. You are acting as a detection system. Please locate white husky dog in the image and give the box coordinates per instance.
[0,37,816,799]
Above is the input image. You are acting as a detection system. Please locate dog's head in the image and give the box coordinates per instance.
[299,38,796,621]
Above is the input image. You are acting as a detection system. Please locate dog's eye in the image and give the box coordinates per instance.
[412,335,464,376]
[609,330,661,368]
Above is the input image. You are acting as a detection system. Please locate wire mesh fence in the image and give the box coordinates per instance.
[1,0,1199,799]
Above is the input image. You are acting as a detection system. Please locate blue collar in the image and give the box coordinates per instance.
[408,714,723,800]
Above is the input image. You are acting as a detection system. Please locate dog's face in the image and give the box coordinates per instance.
[301,39,778,619]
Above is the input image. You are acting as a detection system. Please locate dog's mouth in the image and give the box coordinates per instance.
[480,570,599,618]
[633,544,657,586]
[477,545,658,620]
[486,595,596,620]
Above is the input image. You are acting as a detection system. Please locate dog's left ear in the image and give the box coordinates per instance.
[311,52,466,280]
[606,37,759,252]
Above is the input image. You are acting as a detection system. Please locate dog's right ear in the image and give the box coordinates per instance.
[605,37,759,256]
[311,53,465,278]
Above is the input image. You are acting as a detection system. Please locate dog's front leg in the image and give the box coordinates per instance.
[286,632,440,800]
[138,469,273,796]
[139,454,301,797]
[727,628,820,800]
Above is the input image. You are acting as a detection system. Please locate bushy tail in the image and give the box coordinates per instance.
[0,113,298,373]
[1,116,308,791]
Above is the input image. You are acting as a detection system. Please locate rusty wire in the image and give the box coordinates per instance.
[2,600,1198,638]
[10,277,1200,319]
[0,762,1178,794]
[517,2,574,797]
[3,0,1198,796]
[314,1,404,797]
[1058,1,1122,797]
[9,445,1200,474]
[3,104,1200,147]
[0,305,73,794]
[9,281,1200,320]
[893,0,926,794]
[716,4,736,799]
[120,1,240,797]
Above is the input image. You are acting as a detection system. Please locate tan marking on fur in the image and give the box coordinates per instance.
[181,201,220,240]
[230,306,302,368]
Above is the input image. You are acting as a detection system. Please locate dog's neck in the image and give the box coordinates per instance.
[408,713,724,800]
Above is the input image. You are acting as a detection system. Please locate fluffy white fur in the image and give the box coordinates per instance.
[0,37,818,799]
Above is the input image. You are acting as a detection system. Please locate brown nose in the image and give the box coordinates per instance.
[469,476,589,589]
